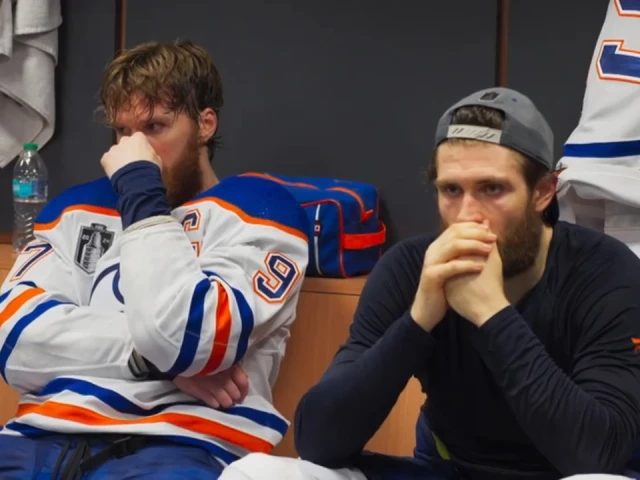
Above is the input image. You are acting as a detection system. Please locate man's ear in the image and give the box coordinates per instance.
[535,173,558,214]
[197,108,218,145]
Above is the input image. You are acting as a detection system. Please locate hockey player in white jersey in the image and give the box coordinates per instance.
[0,41,309,479]
[557,0,640,255]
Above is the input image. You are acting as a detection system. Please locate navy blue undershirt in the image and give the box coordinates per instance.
[110,161,172,229]
[109,161,176,380]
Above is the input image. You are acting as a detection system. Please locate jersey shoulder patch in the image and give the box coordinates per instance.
[188,175,310,243]
[34,177,120,275]
[36,177,119,228]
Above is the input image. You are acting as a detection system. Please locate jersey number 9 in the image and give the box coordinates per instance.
[253,252,301,304]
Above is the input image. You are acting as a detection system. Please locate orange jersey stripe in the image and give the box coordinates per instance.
[184,197,308,243]
[0,287,44,329]
[198,282,233,375]
[17,401,274,453]
[34,205,119,231]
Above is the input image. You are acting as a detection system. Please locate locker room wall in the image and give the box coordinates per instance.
[0,0,609,244]
[123,0,497,244]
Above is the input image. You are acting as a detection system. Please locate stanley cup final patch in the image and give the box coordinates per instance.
[75,223,115,274]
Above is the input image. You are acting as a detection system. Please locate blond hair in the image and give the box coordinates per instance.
[99,40,224,158]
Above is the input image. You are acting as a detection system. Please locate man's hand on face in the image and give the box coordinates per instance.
[173,364,250,410]
[410,221,497,332]
[444,234,510,327]
[100,132,162,179]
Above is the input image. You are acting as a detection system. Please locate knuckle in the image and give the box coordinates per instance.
[450,239,465,252]
[424,267,440,282]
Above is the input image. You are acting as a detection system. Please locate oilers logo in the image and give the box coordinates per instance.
[75,223,115,274]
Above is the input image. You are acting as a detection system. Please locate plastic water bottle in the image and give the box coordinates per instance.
[12,143,48,252]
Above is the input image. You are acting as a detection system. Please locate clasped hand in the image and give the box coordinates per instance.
[443,227,508,326]
[411,221,509,331]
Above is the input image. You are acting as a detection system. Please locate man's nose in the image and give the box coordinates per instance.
[456,194,485,224]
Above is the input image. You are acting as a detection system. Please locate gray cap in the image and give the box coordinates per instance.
[434,87,558,223]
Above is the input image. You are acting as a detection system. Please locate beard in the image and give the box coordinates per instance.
[496,204,543,278]
[162,130,203,209]
[440,203,543,279]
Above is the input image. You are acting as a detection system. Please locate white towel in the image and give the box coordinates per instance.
[0,0,61,168]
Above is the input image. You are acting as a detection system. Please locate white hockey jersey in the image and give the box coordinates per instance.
[557,0,640,249]
[0,174,309,464]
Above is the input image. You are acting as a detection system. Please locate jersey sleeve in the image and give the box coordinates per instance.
[0,182,138,394]
[118,176,310,378]
[557,0,640,222]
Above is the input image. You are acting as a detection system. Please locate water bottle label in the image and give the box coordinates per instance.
[12,180,47,199]
[13,180,33,198]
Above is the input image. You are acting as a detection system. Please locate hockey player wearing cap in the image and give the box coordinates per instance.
[220,88,640,480]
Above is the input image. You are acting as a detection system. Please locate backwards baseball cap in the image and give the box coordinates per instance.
[434,87,558,225]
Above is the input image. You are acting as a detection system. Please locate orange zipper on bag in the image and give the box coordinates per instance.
[241,172,371,221]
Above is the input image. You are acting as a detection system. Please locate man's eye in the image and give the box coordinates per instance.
[146,123,164,132]
[443,185,461,196]
[483,184,504,195]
